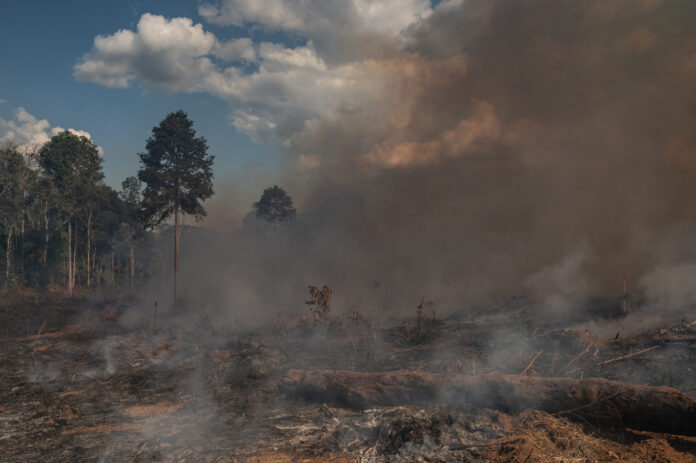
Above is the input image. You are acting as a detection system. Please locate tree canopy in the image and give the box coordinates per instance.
[253,185,296,226]
[39,131,103,211]
[138,110,214,228]
[0,113,221,294]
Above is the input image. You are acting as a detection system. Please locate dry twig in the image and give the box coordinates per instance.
[521,350,544,376]
[597,345,659,366]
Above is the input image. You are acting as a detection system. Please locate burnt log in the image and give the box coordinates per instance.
[281,369,696,436]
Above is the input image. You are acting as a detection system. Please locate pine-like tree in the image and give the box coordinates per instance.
[137,110,214,305]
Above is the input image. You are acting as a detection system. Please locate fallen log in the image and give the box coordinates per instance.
[281,369,696,436]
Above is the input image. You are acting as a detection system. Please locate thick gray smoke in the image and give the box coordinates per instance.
[153,0,696,325]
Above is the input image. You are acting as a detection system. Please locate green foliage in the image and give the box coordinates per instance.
[138,110,214,228]
[38,131,103,217]
[0,113,217,292]
[120,176,144,239]
[0,144,29,227]
[120,176,141,206]
[91,185,125,251]
[0,133,152,290]
[253,185,296,226]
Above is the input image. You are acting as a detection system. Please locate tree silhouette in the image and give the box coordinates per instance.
[137,110,214,305]
[253,185,296,228]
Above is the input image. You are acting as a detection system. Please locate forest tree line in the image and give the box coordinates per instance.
[0,110,296,296]
[0,131,149,293]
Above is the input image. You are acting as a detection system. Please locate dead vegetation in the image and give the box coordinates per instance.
[2,291,696,461]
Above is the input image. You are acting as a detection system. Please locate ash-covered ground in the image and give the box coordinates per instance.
[2,290,696,462]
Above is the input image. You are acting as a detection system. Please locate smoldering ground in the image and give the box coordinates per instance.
[8,2,696,462]
[101,5,696,449]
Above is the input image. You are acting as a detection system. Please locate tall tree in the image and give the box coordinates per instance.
[253,185,297,228]
[39,131,103,295]
[137,110,214,305]
[0,143,25,288]
[120,176,143,289]
[90,185,125,289]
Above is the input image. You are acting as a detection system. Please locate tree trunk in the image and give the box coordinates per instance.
[98,257,103,288]
[174,209,179,308]
[67,221,73,296]
[86,210,92,288]
[19,215,24,279]
[5,227,12,290]
[110,248,115,287]
[130,235,135,290]
[43,202,49,267]
[94,258,102,288]
[71,218,77,293]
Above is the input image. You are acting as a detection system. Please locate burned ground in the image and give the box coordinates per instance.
[2,292,696,462]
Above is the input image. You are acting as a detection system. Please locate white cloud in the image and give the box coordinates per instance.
[75,14,387,143]
[75,13,219,90]
[198,0,431,40]
[199,0,432,63]
[78,9,502,169]
[212,37,255,62]
[0,107,53,146]
[0,107,102,154]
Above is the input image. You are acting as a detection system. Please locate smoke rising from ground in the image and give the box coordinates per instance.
[142,0,696,322]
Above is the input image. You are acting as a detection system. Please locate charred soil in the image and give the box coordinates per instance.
[2,292,696,461]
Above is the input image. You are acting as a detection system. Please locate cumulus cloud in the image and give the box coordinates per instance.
[199,0,431,56]
[0,107,101,154]
[75,13,218,90]
[0,107,52,146]
[212,37,255,62]
[75,14,392,144]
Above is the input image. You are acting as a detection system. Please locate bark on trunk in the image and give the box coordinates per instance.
[86,210,92,288]
[173,209,179,308]
[67,221,72,296]
[281,369,696,436]
[19,215,24,277]
[71,219,77,293]
[43,202,49,268]
[129,235,135,290]
[96,252,101,288]
[5,227,12,290]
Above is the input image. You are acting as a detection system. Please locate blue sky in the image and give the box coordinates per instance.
[0,0,443,196]
[0,1,284,188]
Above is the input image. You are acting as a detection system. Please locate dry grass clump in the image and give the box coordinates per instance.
[488,410,696,463]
